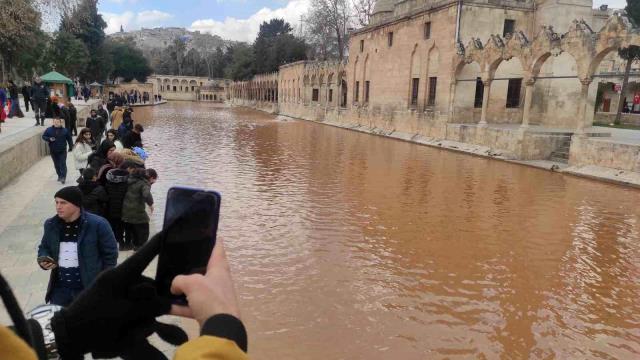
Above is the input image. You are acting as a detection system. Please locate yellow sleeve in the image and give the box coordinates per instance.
[174,335,250,360]
[0,326,38,360]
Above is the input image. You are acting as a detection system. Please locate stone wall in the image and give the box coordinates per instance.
[570,136,640,172]
[594,112,640,126]
[0,102,93,190]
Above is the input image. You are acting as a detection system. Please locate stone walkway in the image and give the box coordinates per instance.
[0,123,197,358]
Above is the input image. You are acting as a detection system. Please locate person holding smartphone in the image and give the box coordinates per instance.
[37,186,118,306]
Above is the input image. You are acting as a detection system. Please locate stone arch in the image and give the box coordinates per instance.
[408,44,421,107]
[172,79,179,92]
[531,51,581,127]
[352,57,359,103]
[488,56,526,124]
[453,61,483,123]
[189,80,197,92]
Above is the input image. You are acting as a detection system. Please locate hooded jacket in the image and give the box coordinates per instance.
[121,172,153,224]
[104,168,129,219]
[78,180,109,217]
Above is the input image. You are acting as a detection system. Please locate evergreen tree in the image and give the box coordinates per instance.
[108,38,152,82]
[225,43,255,81]
[45,31,90,78]
[60,0,109,81]
[0,0,42,81]
[253,19,307,74]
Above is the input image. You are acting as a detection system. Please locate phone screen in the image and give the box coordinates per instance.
[156,187,221,300]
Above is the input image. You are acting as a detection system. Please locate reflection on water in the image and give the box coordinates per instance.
[137,102,640,359]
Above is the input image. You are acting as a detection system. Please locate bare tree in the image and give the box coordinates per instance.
[306,0,351,60]
[352,0,375,27]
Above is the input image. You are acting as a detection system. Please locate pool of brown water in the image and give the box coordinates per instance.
[137,102,640,359]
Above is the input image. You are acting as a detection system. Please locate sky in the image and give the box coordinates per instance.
[98,0,629,43]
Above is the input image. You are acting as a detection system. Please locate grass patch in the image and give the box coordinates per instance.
[593,122,640,130]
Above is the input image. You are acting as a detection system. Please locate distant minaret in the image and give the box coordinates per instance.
[120,25,124,33]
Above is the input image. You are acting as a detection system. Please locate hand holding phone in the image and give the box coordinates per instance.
[156,187,221,304]
[37,256,57,270]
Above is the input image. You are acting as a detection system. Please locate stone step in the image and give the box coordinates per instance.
[549,156,569,164]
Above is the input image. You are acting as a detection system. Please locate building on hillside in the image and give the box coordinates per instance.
[230,1,640,165]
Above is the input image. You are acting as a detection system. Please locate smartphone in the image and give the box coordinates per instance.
[156,186,221,303]
[37,256,56,264]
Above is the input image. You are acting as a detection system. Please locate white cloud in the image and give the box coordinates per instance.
[102,10,173,34]
[189,0,310,42]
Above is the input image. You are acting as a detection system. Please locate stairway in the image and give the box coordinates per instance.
[548,137,571,164]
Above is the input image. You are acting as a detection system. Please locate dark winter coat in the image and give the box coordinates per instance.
[21,85,31,100]
[42,126,73,153]
[8,83,19,100]
[85,115,106,139]
[37,210,118,302]
[104,168,129,219]
[78,180,109,217]
[87,140,115,170]
[97,108,109,123]
[31,83,49,101]
[121,172,153,224]
[122,131,142,149]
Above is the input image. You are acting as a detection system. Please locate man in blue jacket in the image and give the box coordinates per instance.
[37,186,118,306]
[30,77,49,126]
[42,117,73,184]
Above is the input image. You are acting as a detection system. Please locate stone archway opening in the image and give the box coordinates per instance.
[592,50,640,127]
[530,51,581,128]
[453,61,482,124]
[488,57,525,124]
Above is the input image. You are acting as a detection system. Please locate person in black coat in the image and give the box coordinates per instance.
[78,168,109,217]
[42,118,73,183]
[30,77,49,126]
[68,101,78,136]
[104,162,135,249]
[122,124,143,149]
[21,84,31,112]
[86,109,106,145]
[88,140,115,170]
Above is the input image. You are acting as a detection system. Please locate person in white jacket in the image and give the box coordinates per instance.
[73,127,95,176]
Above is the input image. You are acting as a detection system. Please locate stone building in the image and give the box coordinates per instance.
[231,1,640,174]
[199,79,232,102]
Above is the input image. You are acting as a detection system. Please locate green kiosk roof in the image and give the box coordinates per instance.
[40,71,74,85]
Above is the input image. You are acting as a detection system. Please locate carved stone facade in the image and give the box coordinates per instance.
[230,2,640,172]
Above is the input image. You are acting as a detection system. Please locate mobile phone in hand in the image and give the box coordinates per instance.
[37,256,56,264]
[156,186,221,304]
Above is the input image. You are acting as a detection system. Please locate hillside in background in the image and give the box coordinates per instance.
[109,27,231,56]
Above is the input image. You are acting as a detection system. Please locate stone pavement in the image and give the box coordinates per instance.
[0,149,197,358]
[0,97,100,142]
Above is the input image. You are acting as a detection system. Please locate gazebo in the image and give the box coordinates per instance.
[40,71,75,99]
[89,82,103,97]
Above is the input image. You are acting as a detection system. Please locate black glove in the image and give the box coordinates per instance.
[51,231,188,360]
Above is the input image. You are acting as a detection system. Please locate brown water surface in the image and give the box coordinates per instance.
[136,102,640,359]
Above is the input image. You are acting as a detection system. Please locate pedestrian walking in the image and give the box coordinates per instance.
[7,80,24,118]
[31,77,49,126]
[37,186,118,306]
[104,162,133,250]
[122,168,154,250]
[42,118,73,184]
[21,83,31,112]
[78,168,109,217]
[97,101,109,132]
[86,109,106,145]
[68,101,78,136]
[73,128,94,177]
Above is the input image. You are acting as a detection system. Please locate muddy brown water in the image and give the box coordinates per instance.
[135,102,640,359]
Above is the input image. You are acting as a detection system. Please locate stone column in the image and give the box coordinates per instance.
[479,79,492,126]
[448,81,457,122]
[520,78,535,129]
[576,77,592,135]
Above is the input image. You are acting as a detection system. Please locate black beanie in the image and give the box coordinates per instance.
[54,186,83,208]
